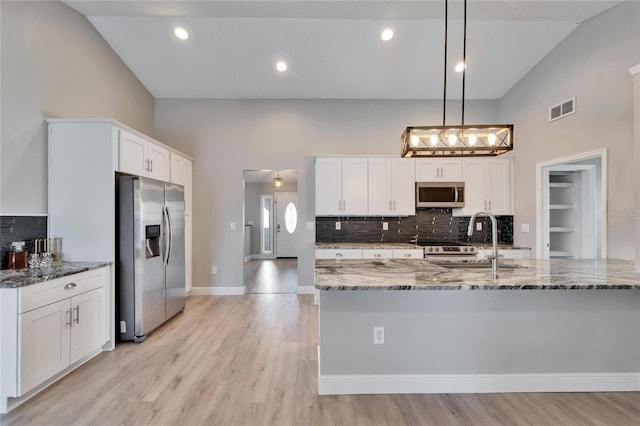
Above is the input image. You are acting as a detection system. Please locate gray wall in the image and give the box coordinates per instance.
[155,99,499,288]
[500,1,640,259]
[244,181,298,256]
[0,1,155,215]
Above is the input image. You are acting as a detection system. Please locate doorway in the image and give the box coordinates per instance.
[536,149,607,259]
[243,170,299,294]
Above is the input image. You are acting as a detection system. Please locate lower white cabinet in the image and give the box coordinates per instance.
[315,248,424,260]
[315,249,363,260]
[4,267,110,402]
[362,249,393,259]
[392,249,424,259]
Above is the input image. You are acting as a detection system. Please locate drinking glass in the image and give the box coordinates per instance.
[28,253,40,268]
[40,252,53,267]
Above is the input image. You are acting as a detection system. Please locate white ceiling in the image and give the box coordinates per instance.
[244,170,298,185]
[64,1,623,100]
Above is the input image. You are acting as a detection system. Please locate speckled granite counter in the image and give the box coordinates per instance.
[315,242,421,250]
[0,262,111,288]
[315,258,640,290]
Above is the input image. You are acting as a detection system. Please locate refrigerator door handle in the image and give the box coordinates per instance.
[164,205,173,265]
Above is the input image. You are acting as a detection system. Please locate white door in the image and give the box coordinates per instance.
[275,193,298,258]
[315,158,342,215]
[69,288,104,364]
[341,157,368,215]
[368,158,393,215]
[391,158,416,216]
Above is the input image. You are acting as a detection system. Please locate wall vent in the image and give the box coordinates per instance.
[549,97,576,122]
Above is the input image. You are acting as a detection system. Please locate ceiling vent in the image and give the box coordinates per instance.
[549,97,576,122]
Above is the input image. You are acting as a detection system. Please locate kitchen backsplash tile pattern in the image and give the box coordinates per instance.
[0,216,47,269]
[316,209,513,245]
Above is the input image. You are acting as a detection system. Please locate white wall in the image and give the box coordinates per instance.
[0,1,155,214]
[500,1,640,259]
[155,99,499,288]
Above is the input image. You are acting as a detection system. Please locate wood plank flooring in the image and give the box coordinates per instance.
[3,294,640,425]
[244,259,297,294]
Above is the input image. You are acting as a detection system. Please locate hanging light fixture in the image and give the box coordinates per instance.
[273,170,284,188]
[401,0,513,158]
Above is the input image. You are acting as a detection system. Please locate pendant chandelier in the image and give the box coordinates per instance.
[401,0,513,158]
[273,170,284,188]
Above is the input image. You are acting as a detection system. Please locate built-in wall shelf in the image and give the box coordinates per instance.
[550,227,575,232]
[550,204,575,210]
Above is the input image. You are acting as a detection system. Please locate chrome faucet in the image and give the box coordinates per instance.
[467,211,499,278]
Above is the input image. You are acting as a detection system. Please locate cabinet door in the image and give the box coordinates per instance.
[455,159,486,216]
[182,158,193,217]
[486,160,512,215]
[170,153,184,184]
[439,159,463,181]
[316,158,343,216]
[368,158,393,215]
[147,143,170,181]
[119,130,147,176]
[341,158,368,215]
[391,158,416,216]
[69,288,106,365]
[415,159,462,181]
[19,299,71,395]
[415,159,439,181]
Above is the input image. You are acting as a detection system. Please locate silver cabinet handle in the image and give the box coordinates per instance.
[393,201,396,211]
[336,252,343,258]
[74,305,80,324]
[389,201,392,211]
[404,253,411,258]
[145,159,149,171]
[64,283,77,290]
[374,254,381,258]
[488,200,492,210]
[66,309,72,327]
[150,159,153,172]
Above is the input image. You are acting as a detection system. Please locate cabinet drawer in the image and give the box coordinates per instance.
[19,268,107,314]
[362,249,393,259]
[393,249,424,259]
[315,249,363,260]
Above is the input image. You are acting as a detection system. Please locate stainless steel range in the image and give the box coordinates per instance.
[417,241,477,259]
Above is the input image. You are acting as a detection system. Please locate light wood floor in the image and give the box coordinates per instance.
[244,258,297,294]
[3,294,640,425]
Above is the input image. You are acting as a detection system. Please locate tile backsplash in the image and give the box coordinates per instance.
[0,216,48,269]
[316,209,513,245]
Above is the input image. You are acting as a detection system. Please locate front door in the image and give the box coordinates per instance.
[275,193,298,258]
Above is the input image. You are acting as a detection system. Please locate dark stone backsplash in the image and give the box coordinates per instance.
[316,209,513,245]
[1,216,48,269]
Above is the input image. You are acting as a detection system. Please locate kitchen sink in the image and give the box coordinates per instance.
[429,260,525,270]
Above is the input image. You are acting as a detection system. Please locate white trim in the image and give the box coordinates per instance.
[0,213,48,217]
[535,148,607,259]
[244,255,252,263]
[629,64,640,75]
[190,286,246,296]
[318,372,640,395]
[296,285,315,294]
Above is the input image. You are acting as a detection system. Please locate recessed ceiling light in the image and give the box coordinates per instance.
[455,62,466,72]
[174,27,189,40]
[276,61,288,72]
[381,28,394,41]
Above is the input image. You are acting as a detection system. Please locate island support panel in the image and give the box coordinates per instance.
[318,289,640,395]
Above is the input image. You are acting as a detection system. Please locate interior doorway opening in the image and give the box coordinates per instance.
[243,170,299,294]
[536,149,607,259]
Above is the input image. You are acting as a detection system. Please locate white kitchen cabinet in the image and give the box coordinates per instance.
[368,158,415,216]
[454,158,512,216]
[415,158,463,181]
[185,215,193,294]
[315,157,368,216]
[315,249,363,259]
[392,249,424,259]
[7,267,109,400]
[362,249,393,259]
[170,152,193,217]
[119,129,170,181]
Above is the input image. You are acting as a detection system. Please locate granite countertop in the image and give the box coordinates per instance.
[315,242,423,250]
[0,262,111,289]
[315,258,640,290]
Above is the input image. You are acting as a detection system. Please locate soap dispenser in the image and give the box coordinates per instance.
[6,241,28,269]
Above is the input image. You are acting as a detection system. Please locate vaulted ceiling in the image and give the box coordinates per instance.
[64,1,623,99]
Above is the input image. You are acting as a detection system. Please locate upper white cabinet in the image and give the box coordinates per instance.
[316,157,368,216]
[415,158,463,181]
[368,158,415,216]
[119,129,170,181]
[454,158,512,216]
[170,152,193,217]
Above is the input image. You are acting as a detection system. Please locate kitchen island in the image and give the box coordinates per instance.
[315,258,640,395]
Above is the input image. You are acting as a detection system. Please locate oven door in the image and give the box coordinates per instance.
[416,182,465,208]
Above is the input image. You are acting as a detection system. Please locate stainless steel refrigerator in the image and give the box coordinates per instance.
[117,175,185,342]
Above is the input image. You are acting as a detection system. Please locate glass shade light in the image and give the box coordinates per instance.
[273,170,284,188]
[401,125,513,157]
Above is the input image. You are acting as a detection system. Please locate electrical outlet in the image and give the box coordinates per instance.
[382,222,388,231]
[247,220,254,226]
[521,223,530,233]
[373,327,385,344]
[476,222,483,231]
[335,221,341,230]
[230,222,237,231]
[306,221,315,230]
[211,266,218,274]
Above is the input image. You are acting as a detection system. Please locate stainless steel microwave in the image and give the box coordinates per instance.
[416,182,465,208]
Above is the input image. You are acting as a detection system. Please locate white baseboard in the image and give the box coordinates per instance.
[297,285,315,294]
[190,286,246,296]
[318,372,640,395]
